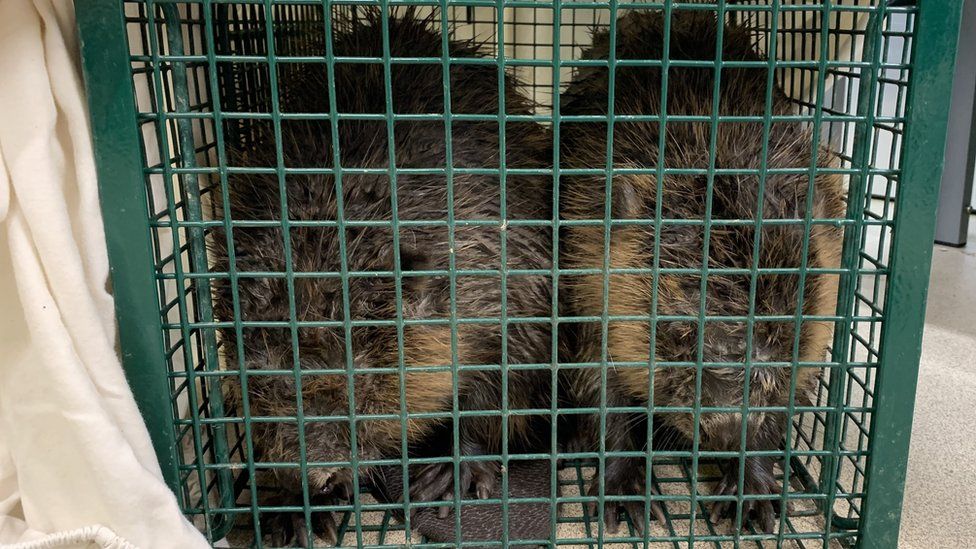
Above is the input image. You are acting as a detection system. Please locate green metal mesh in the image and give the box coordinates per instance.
[118,0,916,547]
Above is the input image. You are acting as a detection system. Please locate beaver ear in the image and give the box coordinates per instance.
[398,245,430,273]
[612,174,658,220]
[793,390,816,409]
[612,177,642,220]
[398,245,436,295]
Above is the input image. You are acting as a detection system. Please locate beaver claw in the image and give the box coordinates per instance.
[266,510,338,548]
[408,460,499,518]
[587,460,665,535]
[708,457,781,533]
[266,473,352,547]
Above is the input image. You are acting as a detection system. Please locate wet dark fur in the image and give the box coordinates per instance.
[211,10,554,544]
[559,10,846,533]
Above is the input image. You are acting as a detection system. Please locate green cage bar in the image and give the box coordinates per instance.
[75,0,964,547]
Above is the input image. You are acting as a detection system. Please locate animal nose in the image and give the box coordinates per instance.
[311,466,341,493]
[703,414,745,451]
[752,347,775,364]
[321,471,338,494]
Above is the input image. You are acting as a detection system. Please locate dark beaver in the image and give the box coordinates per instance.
[212,9,554,545]
[559,10,846,534]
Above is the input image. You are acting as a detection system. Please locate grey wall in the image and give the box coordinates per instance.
[934,0,976,245]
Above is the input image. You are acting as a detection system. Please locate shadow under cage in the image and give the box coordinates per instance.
[75,0,962,547]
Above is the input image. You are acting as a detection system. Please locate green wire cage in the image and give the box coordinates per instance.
[74,0,962,547]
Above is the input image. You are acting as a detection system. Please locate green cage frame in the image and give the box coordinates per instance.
[74,0,963,547]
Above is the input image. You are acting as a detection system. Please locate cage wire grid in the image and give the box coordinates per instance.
[88,0,932,547]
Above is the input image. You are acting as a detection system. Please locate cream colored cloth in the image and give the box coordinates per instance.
[0,1,207,547]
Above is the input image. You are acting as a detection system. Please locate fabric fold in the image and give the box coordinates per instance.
[0,1,208,547]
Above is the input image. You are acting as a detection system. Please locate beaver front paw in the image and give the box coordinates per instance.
[408,460,500,518]
[708,457,781,533]
[265,471,353,547]
[265,508,339,548]
[587,458,665,534]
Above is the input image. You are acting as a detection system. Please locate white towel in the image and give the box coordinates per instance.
[0,1,208,547]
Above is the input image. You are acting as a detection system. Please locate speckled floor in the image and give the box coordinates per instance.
[900,222,976,548]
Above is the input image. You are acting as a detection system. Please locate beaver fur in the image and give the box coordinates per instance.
[559,10,846,533]
[211,9,554,545]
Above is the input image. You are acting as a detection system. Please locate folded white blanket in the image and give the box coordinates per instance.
[0,1,207,547]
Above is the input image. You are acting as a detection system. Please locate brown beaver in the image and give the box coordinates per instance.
[559,10,846,534]
[211,9,554,545]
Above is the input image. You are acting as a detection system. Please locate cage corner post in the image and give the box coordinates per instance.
[856,1,966,548]
[75,0,182,496]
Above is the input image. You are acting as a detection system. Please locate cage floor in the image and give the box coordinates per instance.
[218,459,845,549]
